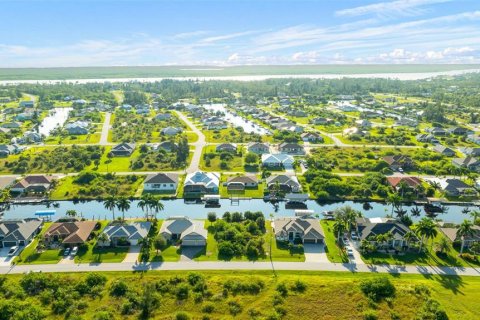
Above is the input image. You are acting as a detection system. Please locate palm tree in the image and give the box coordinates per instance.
[404,231,416,248]
[137,194,150,220]
[66,210,77,218]
[334,205,362,233]
[98,232,109,247]
[116,196,131,221]
[386,193,402,214]
[457,220,475,254]
[435,237,450,254]
[333,220,346,244]
[410,206,422,217]
[149,197,164,220]
[415,218,437,253]
[103,196,118,221]
[470,210,479,225]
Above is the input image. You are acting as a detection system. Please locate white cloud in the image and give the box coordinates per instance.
[336,0,451,18]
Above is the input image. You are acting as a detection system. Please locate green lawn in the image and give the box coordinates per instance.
[74,221,129,263]
[44,133,101,145]
[147,220,182,262]
[321,220,349,263]
[15,222,64,265]
[218,174,265,199]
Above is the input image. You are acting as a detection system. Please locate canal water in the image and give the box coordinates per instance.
[38,107,72,136]
[1,199,474,223]
[202,103,271,135]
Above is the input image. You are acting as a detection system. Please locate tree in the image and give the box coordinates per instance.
[457,220,475,254]
[410,206,422,217]
[415,218,438,253]
[386,193,402,214]
[103,196,117,220]
[153,235,167,255]
[139,283,160,319]
[149,197,164,220]
[435,236,450,254]
[97,232,109,247]
[66,210,77,218]
[333,219,346,243]
[404,231,416,248]
[116,196,131,221]
[137,194,150,220]
[245,152,258,164]
[207,212,217,225]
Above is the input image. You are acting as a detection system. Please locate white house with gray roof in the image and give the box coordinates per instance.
[143,173,178,192]
[99,222,151,246]
[160,217,207,247]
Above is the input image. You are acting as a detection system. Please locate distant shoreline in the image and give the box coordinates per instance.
[0,64,479,83]
[1,68,480,85]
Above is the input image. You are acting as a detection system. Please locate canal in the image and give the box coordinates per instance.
[1,199,475,223]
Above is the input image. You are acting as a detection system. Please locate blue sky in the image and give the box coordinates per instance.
[0,0,479,67]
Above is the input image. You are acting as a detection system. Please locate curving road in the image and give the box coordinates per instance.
[174,111,206,173]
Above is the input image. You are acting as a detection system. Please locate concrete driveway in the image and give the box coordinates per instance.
[181,246,204,261]
[303,243,329,263]
[123,246,140,263]
[0,247,17,266]
[347,240,364,265]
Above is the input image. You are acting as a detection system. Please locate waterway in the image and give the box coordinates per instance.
[202,103,271,135]
[1,199,475,224]
[38,107,72,136]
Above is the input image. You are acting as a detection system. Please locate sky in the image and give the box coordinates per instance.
[0,0,479,67]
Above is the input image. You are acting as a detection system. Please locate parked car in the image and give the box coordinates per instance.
[346,247,354,257]
[63,248,71,256]
[351,231,359,241]
[7,246,19,256]
[70,246,78,256]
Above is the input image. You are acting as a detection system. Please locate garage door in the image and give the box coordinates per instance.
[303,239,318,244]
[3,241,17,248]
[182,240,206,246]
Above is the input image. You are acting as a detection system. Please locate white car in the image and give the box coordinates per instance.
[70,247,78,256]
[8,246,19,256]
[346,247,354,257]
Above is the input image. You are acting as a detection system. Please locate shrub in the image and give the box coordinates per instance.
[459,253,478,263]
[416,299,448,320]
[176,283,190,300]
[228,300,242,316]
[291,279,307,292]
[360,277,395,302]
[276,282,288,297]
[85,273,107,288]
[175,312,191,320]
[109,280,129,297]
[202,302,215,313]
[363,309,378,320]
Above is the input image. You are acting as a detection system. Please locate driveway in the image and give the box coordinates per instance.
[59,255,75,264]
[0,247,17,267]
[347,239,364,265]
[180,246,204,261]
[303,243,329,263]
[123,246,140,263]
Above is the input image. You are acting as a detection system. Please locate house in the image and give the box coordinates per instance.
[16,131,42,144]
[356,217,414,248]
[216,143,237,153]
[443,179,478,197]
[427,127,448,136]
[247,142,270,154]
[143,173,178,192]
[99,222,151,246]
[311,117,333,125]
[155,113,172,121]
[261,153,295,168]
[273,217,324,244]
[355,119,372,128]
[44,221,98,246]
[459,147,480,157]
[416,133,438,144]
[1,122,21,129]
[184,171,220,196]
[452,157,480,172]
[439,225,480,248]
[278,142,304,154]
[0,144,21,158]
[0,218,43,248]
[160,217,207,246]
[433,145,456,157]
[467,134,480,145]
[15,113,33,121]
[383,155,414,171]
[386,176,423,192]
[11,175,53,193]
[449,127,471,135]
[161,127,182,136]
[266,175,301,193]
[65,121,89,135]
[301,132,324,143]
[226,175,259,191]
[158,141,177,152]
[110,143,136,157]
[19,100,34,108]
[395,118,418,127]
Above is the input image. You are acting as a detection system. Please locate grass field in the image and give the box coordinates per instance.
[1,270,478,319]
[0,64,478,80]
[321,220,349,263]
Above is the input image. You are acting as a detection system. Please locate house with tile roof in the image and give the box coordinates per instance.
[10,175,54,194]
[44,221,98,247]
[273,217,324,244]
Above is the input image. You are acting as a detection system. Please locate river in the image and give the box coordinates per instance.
[38,107,72,136]
[202,103,271,135]
[1,199,475,223]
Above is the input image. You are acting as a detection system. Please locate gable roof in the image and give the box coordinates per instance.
[44,221,97,244]
[0,219,42,242]
[145,173,178,184]
[274,217,324,240]
[12,175,53,190]
[356,217,412,241]
[160,217,207,240]
[227,175,258,184]
[386,176,422,188]
[112,143,135,152]
[103,222,151,241]
[266,175,300,187]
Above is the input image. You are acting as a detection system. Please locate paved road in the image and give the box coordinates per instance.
[2,260,480,277]
[174,110,206,173]
[99,112,111,145]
